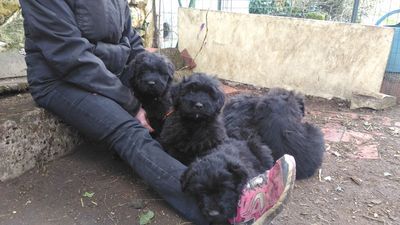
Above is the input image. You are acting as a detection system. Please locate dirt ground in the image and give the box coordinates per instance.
[1,83,399,225]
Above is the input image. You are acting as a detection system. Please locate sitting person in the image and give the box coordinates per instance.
[19,0,295,224]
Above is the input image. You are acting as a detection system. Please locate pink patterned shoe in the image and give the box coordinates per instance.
[229,154,296,225]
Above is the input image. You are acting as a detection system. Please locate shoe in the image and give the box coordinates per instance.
[229,154,296,225]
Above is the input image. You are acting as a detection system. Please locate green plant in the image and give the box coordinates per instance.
[249,0,275,14]
[249,0,329,20]
[249,0,294,16]
[305,11,327,20]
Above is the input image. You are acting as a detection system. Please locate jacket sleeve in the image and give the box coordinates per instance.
[92,37,131,76]
[20,0,141,115]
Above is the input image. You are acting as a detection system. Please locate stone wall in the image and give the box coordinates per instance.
[0,51,82,181]
[0,94,83,181]
[178,8,394,100]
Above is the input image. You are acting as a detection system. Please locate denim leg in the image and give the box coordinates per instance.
[33,83,209,225]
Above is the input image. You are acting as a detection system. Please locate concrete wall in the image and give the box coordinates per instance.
[178,8,394,100]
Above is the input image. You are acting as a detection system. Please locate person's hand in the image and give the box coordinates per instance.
[135,107,155,133]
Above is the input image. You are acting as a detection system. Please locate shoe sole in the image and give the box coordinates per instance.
[252,154,296,225]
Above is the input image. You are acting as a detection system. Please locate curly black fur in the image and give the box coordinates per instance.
[128,51,175,136]
[159,73,226,165]
[162,74,275,223]
[181,138,274,224]
[223,88,325,180]
[223,94,260,140]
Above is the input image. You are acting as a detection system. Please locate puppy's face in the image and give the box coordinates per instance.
[256,88,304,120]
[130,52,175,97]
[181,154,248,223]
[171,73,225,120]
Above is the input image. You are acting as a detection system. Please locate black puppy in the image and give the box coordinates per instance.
[223,94,260,140]
[159,73,226,165]
[181,137,274,224]
[224,89,305,140]
[128,51,175,136]
[223,88,324,180]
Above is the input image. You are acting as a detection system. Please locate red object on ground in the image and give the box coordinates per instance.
[180,49,197,69]
[222,85,240,95]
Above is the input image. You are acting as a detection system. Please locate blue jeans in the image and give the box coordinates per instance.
[32,80,208,225]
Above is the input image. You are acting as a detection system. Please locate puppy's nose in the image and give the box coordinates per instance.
[147,81,156,85]
[195,102,203,109]
[208,210,220,217]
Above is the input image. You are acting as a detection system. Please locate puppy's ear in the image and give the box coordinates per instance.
[210,76,225,112]
[215,87,225,112]
[294,93,305,117]
[128,53,146,87]
[127,60,137,88]
[163,57,175,80]
[170,82,182,106]
[226,159,249,190]
[180,167,195,193]
[132,52,147,75]
[287,91,305,118]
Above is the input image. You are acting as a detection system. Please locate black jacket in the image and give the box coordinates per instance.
[20,0,144,114]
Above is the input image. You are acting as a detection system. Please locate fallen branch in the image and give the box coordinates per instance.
[193,9,209,63]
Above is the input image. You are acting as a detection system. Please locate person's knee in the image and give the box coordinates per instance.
[105,119,151,151]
